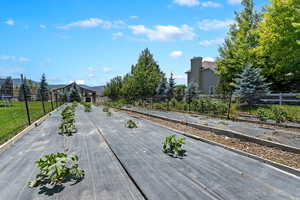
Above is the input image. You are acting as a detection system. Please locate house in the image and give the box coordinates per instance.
[51,82,96,102]
[185,57,219,94]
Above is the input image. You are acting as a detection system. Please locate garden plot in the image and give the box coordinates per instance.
[125,107,300,149]
[0,106,144,200]
[88,107,300,200]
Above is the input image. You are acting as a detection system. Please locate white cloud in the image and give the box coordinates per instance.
[112,32,124,39]
[228,0,241,5]
[0,55,16,61]
[5,19,14,26]
[173,74,186,80]
[173,0,200,6]
[173,0,221,7]
[103,67,113,72]
[198,19,234,31]
[57,18,126,30]
[88,73,96,78]
[69,80,85,85]
[199,38,224,46]
[203,57,215,62]
[19,57,31,62]
[201,1,221,7]
[130,16,139,19]
[170,50,183,58]
[40,24,46,29]
[129,24,195,41]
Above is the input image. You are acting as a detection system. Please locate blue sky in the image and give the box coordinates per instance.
[0,0,268,86]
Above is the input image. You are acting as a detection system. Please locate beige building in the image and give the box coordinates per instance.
[185,57,219,94]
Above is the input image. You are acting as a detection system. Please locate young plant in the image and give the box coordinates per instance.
[106,111,112,117]
[256,108,270,122]
[59,122,77,136]
[271,106,288,123]
[162,135,186,157]
[103,107,109,112]
[125,120,138,128]
[28,152,84,188]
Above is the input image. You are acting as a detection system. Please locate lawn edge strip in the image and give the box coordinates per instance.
[120,107,300,154]
[0,105,64,153]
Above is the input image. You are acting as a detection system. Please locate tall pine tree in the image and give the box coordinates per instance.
[39,73,49,101]
[216,0,260,94]
[168,73,176,99]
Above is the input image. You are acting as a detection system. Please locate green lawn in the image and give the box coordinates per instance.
[0,101,54,144]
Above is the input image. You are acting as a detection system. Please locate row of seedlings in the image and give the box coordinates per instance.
[81,102,92,112]
[29,102,85,190]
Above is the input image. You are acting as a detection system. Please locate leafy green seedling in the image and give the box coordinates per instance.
[106,111,112,117]
[28,152,84,188]
[257,108,270,122]
[126,120,138,128]
[103,107,109,112]
[162,135,186,157]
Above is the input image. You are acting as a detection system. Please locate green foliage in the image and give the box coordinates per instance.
[106,111,112,117]
[103,76,123,100]
[126,120,138,128]
[271,106,288,123]
[121,48,164,101]
[173,85,186,101]
[185,82,198,103]
[102,107,109,112]
[162,135,186,157]
[216,0,261,94]
[81,102,92,112]
[59,105,77,136]
[69,88,81,102]
[191,98,228,116]
[28,152,84,188]
[256,108,270,121]
[254,0,300,91]
[234,65,269,107]
[0,76,13,97]
[168,73,176,98]
[39,73,49,101]
[18,75,32,101]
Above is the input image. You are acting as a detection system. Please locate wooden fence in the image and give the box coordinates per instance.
[260,93,300,105]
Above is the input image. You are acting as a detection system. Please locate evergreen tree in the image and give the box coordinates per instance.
[216,0,260,94]
[156,77,168,100]
[234,65,270,108]
[254,0,300,91]
[39,73,49,101]
[168,73,176,99]
[19,75,31,101]
[184,82,198,103]
[174,85,186,101]
[121,48,163,101]
[69,88,81,102]
[0,76,13,97]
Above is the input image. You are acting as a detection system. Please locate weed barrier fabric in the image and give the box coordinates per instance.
[88,106,300,200]
[0,106,145,200]
[125,107,300,149]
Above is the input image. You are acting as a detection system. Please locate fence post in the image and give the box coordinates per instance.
[50,91,54,111]
[21,74,31,125]
[279,93,282,105]
[41,94,46,115]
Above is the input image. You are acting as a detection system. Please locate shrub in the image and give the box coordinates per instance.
[162,135,186,157]
[28,153,84,188]
[103,107,109,112]
[271,106,288,123]
[107,111,112,117]
[256,108,270,121]
[126,120,138,128]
